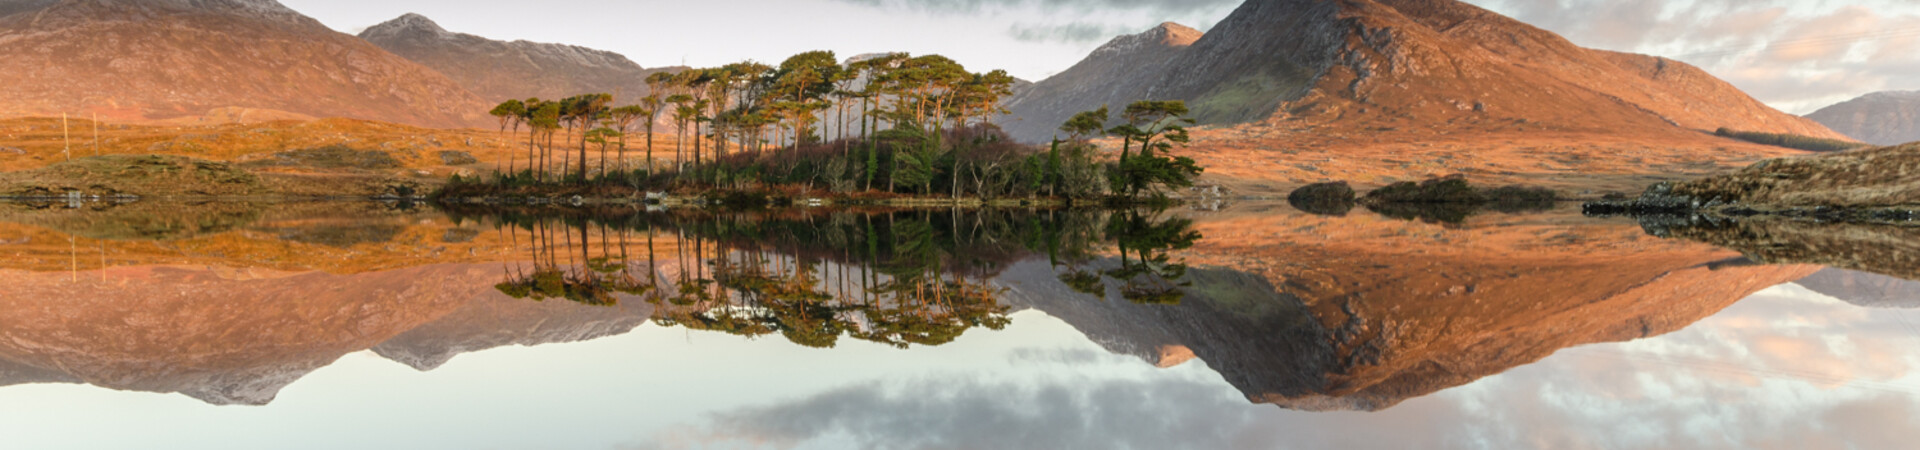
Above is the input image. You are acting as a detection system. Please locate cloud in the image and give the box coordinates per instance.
[624,285,1920,450]
[835,0,1238,50]
[1007,22,1141,44]
[1467,0,1920,113]
[834,0,1239,15]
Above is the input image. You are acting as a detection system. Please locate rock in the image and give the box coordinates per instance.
[437,150,478,165]
[1288,181,1357,216]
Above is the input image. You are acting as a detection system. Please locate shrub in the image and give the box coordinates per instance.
[1363,175,1484,204]
[1288,181,1357,216]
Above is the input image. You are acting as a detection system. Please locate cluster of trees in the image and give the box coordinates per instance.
[1713,127,1868,153]
[485,51,1017,182]
[472,207,1204,348]
[475,50,1206,202]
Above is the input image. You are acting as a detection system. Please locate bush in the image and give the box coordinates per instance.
[1363,175,1484,204]
[243,145,402,170]
[1715,128,1867,152]
[1288,181,1357,216]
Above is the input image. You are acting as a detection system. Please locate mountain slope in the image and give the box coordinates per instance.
[1806,91,1920,146]
[0,0,490,128]
[998,22,1201,142]
[360,13,679,105]
[1001,0,1843,145]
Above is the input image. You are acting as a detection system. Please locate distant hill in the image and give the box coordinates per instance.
[1797,268,1920,309]
[1000,0,1843,144]
[0,0,491,128]
[360,13,681,105]
[1805,91,1920,146]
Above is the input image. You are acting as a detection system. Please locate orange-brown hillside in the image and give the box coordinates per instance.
[0,117,679,179]
[1003,0,1850,195]
[0,0,490,128]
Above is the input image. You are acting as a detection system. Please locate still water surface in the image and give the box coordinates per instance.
[0,202,1914,449]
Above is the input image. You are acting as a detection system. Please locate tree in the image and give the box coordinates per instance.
[569,94,614,179]
[585,126,621,180]
[610,105,645,174]
[770,51,839,148]
[491,99,527,135]
[640,94,664,173]
[1061,106,1109,142]
[1109,100,1201,199]
[530,102,562,182]
[667,94,694,168]
[492,99,528,172]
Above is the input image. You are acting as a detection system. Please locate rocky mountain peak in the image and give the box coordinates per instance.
[360,12,450,41]
[1092,21,1202,57]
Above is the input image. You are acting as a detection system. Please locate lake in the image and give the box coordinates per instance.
[0,201,1914,449]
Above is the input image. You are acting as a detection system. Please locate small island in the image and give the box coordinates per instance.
[436,51,1205,208]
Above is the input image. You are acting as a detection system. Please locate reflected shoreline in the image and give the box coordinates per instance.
[0,201,1894,414]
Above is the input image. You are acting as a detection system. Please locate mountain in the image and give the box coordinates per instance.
[1805,91,1920,146]
[1796,269,1920,309]
[0,0,490,128]
[998,22,1200,142]
[1000,0,1844,145]
[360,13,680,105]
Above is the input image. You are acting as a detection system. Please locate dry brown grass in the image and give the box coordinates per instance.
[0,117,685,177]
[1675,142,1920,207]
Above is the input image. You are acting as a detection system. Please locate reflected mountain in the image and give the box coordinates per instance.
[0,205,1828,412]
[371,290,657,372]
[1797,268,1920,309]
[1007,211,1817,411]
[0,264,494,405]
[0,263,662,404]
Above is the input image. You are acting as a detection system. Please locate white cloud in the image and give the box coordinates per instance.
[1468,0,1920,114]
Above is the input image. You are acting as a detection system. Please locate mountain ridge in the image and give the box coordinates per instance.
[0,0,492,128]
[999,0,1844,145]
[1806,91,1920,146]
[359,12,680,105]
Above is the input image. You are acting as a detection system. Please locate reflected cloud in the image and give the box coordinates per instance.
[651,287,1920,449]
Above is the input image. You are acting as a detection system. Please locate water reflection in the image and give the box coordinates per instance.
[456,207,1204,349]
[0,201,1917,448]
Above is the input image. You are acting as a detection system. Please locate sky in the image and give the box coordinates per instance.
[280,0,1920,114]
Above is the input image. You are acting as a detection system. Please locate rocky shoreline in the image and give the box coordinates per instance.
[1583,181,1920,225]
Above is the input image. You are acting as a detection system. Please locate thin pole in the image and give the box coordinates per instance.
[92,113,99,156]
[62,113,71,161]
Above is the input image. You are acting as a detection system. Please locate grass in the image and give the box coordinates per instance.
[0,154,264,198]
